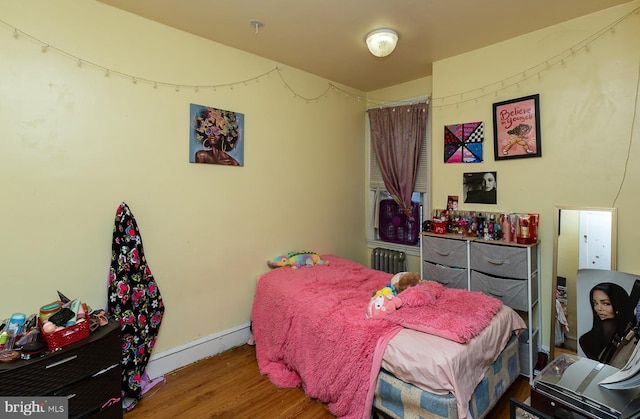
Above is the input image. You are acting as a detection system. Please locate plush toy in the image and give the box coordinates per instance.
[366,285,403,319]
[267,251,329,269]
[390,272,422,294]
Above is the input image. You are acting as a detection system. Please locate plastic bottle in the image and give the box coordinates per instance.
[8,313,26,335]
[502,213,511,242]
[0,331,7,350]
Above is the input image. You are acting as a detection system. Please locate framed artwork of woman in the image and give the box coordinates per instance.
[190,103,245,166]
[492,94,541,161]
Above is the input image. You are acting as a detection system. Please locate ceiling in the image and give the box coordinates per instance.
[97,0,632,92]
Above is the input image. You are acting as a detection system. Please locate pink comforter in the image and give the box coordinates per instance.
[251,255,503,419]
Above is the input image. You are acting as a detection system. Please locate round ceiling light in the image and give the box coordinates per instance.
[365,29,399,57]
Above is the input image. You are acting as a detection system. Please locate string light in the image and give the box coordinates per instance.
[1,4,637,108]
[0,18,343,102]
[432,4,638,110]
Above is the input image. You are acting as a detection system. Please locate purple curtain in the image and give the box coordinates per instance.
[368,102,428,219]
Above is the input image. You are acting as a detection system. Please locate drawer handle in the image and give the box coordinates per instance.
[484,257,509,266]
[435,249,451,257]
[92,363,119,378]
[46,355,78,368]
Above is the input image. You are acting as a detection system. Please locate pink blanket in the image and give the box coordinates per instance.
[385,280,503,343]
[251,255,502,419]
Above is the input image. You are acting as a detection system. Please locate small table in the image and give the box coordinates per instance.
[531,353,640,418]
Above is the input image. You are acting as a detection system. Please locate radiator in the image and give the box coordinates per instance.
[371,247,407,274]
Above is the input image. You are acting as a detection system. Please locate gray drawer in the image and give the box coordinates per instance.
[422,235,468,268]
[422,261,468,289]
[470,242,530,279]
[470,270,528,311]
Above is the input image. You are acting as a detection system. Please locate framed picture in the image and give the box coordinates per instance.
[190,103,245,166]
[493,94,541,160]
[463,171,497,204]
[444,121,484,163]
[447,195,459,211]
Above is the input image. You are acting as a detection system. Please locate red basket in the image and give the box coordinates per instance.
[40,319,90,351]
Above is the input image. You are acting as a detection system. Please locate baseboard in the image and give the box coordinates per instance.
[144,321,252,379]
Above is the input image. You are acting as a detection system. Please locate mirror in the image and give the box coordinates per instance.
[550,206,618,361]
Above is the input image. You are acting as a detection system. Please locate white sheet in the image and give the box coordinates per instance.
[381,305,526,418]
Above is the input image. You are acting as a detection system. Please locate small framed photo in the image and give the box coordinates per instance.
[493,94,541,160]
[447,195,459,211]
[463,172,497,204]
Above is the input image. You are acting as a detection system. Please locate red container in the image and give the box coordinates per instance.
[40,319,90,351]
[515,213,537,244]
[431,220,447,235]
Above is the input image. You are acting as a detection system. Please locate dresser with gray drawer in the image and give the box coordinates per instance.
[421,232,541,382]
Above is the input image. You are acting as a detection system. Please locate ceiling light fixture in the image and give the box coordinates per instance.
[365,29,399,57]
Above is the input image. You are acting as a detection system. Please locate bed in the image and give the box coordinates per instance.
[251,254,526,419]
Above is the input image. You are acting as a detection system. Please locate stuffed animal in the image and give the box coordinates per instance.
[390,272,422,294]
[366,286,403,319]
[267,251,329,269]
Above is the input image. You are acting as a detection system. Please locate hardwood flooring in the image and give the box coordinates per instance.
[125,344,531,419]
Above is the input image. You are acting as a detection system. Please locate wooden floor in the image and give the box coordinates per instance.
[125,344,531,419]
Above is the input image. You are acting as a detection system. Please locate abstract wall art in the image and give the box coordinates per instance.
[444,121,484,163]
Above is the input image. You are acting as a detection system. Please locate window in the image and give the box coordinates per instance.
[366,100,431,256]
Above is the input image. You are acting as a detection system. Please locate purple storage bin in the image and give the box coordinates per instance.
[378,199,420,245]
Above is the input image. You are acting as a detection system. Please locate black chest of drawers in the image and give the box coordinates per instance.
[0,321,122,418]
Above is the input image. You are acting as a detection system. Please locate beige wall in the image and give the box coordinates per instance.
[0,0,367,352]
[431,1,640,346]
